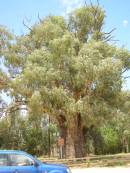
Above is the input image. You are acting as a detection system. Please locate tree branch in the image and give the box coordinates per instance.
[23,20,33,32]
[104,28,116,35]
[38,13,43,23]
[124,76,130,79]
[122,68,128,74]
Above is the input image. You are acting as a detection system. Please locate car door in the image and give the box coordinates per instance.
[8,153,40,173]
[0,153,12,173]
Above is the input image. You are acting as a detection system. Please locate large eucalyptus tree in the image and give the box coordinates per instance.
[1,4,130,157]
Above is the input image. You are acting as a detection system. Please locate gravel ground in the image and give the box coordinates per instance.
[71,167,130,173]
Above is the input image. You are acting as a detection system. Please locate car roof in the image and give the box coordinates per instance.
[0,150,27,154]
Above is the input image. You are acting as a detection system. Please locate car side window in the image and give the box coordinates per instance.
[9,154,34,166]
[0,154,8,166]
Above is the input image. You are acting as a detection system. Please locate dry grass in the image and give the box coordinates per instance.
[39,153,130,168]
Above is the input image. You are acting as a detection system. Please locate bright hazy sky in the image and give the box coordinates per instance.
[0,0,130,43]
[1,0,130,93]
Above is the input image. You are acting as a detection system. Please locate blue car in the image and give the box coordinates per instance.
[0,150,71,173]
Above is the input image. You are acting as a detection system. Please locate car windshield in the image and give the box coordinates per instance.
[9,154,34,166]
[0,154,8,166]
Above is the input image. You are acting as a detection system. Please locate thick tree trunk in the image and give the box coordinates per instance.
[73,113,86,158]
[58,125,75,158]
[58,115,67,158]
[58,113,86,158]
[66,129,75,158]
[74,129,85,157]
